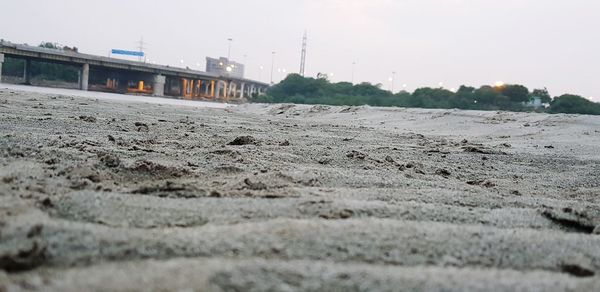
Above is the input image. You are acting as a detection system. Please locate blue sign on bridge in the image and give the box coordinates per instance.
[111,49,144,57]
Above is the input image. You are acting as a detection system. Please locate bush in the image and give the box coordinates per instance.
[549,94,600,115]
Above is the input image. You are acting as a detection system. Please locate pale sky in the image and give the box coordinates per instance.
[1,0,599,100]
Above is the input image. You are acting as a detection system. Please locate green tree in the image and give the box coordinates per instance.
[499,84,529,103]
[549,94,600,115]
[531,88,552,103]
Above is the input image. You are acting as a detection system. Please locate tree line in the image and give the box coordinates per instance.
[252,74,600,116]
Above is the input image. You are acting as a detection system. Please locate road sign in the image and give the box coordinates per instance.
[111,49,144,57]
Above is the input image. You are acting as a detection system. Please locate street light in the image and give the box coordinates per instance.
[227,38,233,61]
[351,62,356,84]
[270,51,276,85]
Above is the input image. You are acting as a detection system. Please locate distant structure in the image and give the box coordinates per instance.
[206,57,244,78]
[526,96,548,109]
[135,36,147,62]
[299,31,307,76]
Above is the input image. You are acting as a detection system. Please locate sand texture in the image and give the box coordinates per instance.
[1,87,600,291]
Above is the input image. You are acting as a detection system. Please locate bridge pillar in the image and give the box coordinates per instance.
[0,54,4,83]
[240,83,246,99]
[153,75,165,96]
[215,81,222,99]
[80,63,89,91]
[210,80,215,98]
[24,59,31,85]
[227,82,233,99]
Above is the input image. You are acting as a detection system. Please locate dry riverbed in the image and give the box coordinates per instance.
[1,88,600,291]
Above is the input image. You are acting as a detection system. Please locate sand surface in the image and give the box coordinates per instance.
[1,87,600,291]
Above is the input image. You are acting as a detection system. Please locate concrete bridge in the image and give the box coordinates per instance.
[0,41,270,101]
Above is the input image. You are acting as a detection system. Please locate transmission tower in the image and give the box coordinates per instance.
[299,31,307,76]
[136,36,148,62]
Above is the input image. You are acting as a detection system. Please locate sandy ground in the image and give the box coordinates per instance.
[1,86,600,291]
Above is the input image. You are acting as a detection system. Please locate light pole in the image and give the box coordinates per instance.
[351,62,356,84]
[270,51,276,85]
[227,38,233,61]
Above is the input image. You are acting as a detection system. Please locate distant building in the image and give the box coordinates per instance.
[525,96,549,109]
[206,57,244,78]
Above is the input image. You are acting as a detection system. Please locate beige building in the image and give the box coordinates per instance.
[206,57,244,78]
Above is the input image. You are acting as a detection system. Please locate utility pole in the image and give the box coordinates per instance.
[270,51,276,85]
[299,31,307,76]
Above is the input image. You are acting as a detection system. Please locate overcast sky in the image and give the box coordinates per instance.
[1,0,599,99]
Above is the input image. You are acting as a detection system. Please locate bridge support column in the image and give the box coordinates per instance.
[196,80,202,98]
[210,80,215,98]
[228,82,234,99]
[215,81,222,99]
[80,63,89,91]
[153,75,165,96]
[240,83,245,99]
[24,59,31,85]
[0,54,4,83]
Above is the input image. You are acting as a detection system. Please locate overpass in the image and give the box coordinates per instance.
[0,41,270,101]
